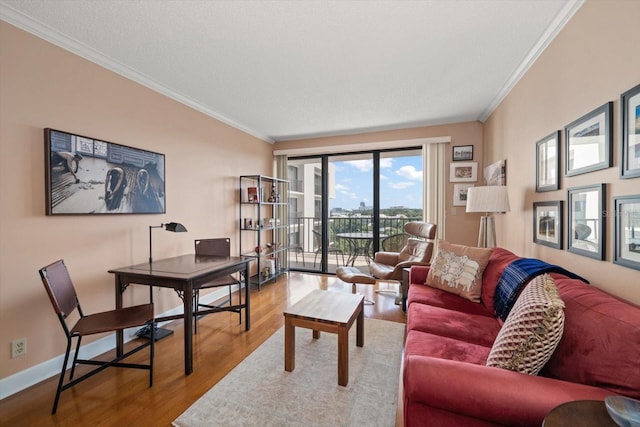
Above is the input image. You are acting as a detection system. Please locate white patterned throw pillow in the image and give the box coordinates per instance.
[486,274,565,375]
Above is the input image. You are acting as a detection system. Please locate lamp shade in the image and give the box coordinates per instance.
[466,186,510,213]
[164,222,187,232]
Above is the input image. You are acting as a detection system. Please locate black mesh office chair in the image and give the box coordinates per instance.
[39,259,154,414]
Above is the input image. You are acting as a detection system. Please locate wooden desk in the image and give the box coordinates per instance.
[109,254,250,375]
[283,289,364,386]
[542,400,616,427]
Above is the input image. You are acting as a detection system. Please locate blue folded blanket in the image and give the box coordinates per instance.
[494,258,589,321]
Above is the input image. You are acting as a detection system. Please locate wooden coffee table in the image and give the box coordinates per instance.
[283,289,365,386]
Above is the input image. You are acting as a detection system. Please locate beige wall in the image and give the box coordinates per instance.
[0,22,273,379]
[274,121,485,245]
[484,0,640,304]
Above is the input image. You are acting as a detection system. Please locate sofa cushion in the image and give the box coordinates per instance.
[408,283,495,317]
[408,303,501,347]
[542,274,640,399]
[425,240,493,302]
[405,330,491,365]
[487,274,564,375]
[480,248,521,315]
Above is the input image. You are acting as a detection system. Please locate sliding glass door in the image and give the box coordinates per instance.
[287,148,423,274]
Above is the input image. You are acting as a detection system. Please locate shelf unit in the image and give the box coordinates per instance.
[239,175,289,289]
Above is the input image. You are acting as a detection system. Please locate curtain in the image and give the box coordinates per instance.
[424,143,446,242]
[275,154,289,268]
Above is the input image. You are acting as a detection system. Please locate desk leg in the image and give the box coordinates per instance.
[115,275,124,357]
[183,284,193,375]
[244,263,250,331]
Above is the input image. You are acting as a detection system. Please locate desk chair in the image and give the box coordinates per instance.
[194,238,242,333]
[39,259,154,414]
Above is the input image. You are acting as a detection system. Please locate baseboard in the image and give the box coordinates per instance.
[0,286,232,400]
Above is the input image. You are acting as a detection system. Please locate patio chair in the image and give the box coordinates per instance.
[312,230,345,268]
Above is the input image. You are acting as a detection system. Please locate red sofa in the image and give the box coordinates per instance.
[403,247,640,427]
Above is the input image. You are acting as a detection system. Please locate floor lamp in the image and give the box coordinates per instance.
[137,222,188,340]
[466,186,510,248]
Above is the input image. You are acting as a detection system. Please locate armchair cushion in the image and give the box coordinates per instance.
[426,241,493,302]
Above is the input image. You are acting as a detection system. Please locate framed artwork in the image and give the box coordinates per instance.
[452,145,473,161]
[567,183,606,260]
[533,201,563,249]
[484,159,506,186]
[536,131,561,192]
[613,195,640,271]
[620,83,640,179]
[45,128,166,215]
[453,183,474,206]
[449,162,477,182]
[565,102,613,176]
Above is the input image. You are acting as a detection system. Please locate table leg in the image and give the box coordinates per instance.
[313,330,320,339]
[183,284,193,375]
[337,326,349,386]
[284,318,295,372]
[356,301,364,347]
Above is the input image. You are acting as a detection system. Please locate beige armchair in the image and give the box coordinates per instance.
[368,222,437,281]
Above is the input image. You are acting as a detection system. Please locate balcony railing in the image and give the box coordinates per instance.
[288,215,422,272]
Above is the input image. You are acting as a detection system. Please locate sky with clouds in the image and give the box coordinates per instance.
[330,154,423,210]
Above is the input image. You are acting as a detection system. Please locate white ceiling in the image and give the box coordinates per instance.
[0,0,582,143]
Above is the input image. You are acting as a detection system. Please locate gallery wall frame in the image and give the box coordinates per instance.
[453,183,474,206]
[484,159,506,186]
[45,128,166,215]
[565,102,613,177]
[613,194,640,271]
[452,145,474,161]
[567,183,606,260]
[620,83,640,179]
[533,200,563,249]
[536,131,561,192]
[449,161,477,182]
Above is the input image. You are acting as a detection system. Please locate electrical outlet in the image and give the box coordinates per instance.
[11,338,27,358]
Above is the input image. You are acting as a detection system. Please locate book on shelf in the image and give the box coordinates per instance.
[247,187,259,203]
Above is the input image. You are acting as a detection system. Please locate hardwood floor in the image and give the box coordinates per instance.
[0,272,407,427]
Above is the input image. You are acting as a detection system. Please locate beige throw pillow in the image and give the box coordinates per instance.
[486,274,565,375]
[425,240,492,302]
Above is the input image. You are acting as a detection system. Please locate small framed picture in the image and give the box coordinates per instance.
[484,159,506,186]
[536,131,561,192]
[533,201,563,249]
[453,183,474,206]
[620,83,640,179]
[567,183,606,260]
[449,162,477,182]
[613,194,640,271]
[452,145,473,161]
[565,102,613,176]
[243,218,253,229]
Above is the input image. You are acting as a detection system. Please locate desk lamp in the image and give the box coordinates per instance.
[138,222,187,340]
[466,186,510,248]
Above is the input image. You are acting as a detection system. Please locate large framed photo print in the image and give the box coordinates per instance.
[45,128,166,215]
[565,102,613,177]
[621,83,640,179]
[536,131,560,192]
[567,184,606,260]
[533,201,563,249]
[613,195,640,271]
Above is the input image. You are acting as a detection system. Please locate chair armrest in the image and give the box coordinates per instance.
[373,251,399,265]
[408,265,430,284]
[403,355,612,426]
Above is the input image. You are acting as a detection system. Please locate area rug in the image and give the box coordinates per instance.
[173,318,405,427]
